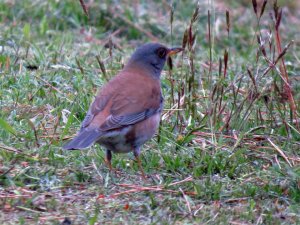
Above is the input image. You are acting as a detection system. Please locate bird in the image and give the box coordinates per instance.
[63,42,183,178]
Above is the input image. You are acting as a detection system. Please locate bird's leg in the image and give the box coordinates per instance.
[105,149,122,176]
[105,149,113,171]
[133,147,146,179]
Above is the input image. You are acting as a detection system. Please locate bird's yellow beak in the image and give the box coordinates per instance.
[167,47,183,56]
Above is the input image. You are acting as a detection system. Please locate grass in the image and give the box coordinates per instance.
[0,0,300,224]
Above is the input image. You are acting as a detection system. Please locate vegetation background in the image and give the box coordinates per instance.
[0,0,299,224]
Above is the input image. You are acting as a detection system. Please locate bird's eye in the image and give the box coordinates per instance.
[156,48,167,59]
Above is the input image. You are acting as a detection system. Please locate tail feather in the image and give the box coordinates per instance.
[63,129,101,150]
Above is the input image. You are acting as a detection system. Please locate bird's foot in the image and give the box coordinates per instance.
[104,159,123,177]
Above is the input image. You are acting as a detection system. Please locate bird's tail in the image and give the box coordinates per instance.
[63,129,101,150]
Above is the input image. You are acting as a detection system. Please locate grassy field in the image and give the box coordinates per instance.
[0,0,300,224]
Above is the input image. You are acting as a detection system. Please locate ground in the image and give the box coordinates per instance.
[0,0,299,224]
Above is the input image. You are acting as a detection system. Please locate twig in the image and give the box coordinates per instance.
[16,206,43,214]
[118,176,193,189]
[168,176,193,187]
[78,0,89,18]
[0,194,32,198]
[224,197,250,203]
[0,143,24,154]
[179,187,192,214]
[39,215,77,222]
[162,95,185,121]
[107,186,196,199]
[104,176,195,199]
[193,204,204,216]
[34,75,64,95]
[1,165,15,176]
[91,159,103,180]
[274,154,282,169]
[267,138,292,167]
[113,13,158,42]
[0,143,48,161]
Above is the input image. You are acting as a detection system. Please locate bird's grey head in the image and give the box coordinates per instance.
[126,43,182,78]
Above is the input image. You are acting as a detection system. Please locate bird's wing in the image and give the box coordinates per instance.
[100,97,163,131]
[80,93,111,131]
[95,73,163,131]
